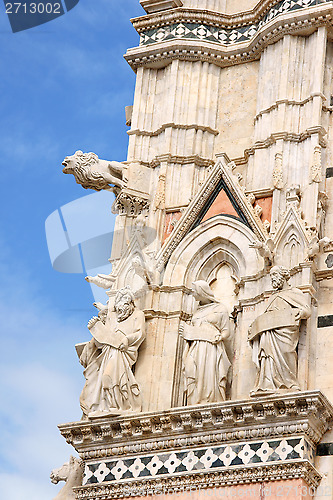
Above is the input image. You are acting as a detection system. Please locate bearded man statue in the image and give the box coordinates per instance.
[249,266,311,396]
[77,287,145,418]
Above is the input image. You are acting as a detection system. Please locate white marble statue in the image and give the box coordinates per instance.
[249,266,311,396]
[78,287,146,418]
[50,456,83,500]
[62,150,125,192]
[182,280,231,405]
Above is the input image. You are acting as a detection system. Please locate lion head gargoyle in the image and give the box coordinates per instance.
[62,150,125,193]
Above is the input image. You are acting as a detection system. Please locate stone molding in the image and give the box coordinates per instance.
[150,153,214,168]
[125,1,333,69]
[59,391,332,458]
[315,268,333,281]
[128,122,219,138]
[244,128,328,159]
[254,93,327,122]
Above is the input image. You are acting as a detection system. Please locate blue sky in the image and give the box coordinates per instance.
[0,1,145,497]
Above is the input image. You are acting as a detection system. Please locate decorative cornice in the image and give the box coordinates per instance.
[125,1,333,69]
[59,391,333,458]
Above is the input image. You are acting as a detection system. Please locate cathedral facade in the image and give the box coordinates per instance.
[54,1,333,498]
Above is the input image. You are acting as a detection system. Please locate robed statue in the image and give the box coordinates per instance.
[249,266,311,396]
[182,280,232,405]
[77,287,145,418]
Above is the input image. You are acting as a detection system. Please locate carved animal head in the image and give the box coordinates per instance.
[50,456,82,485]
[62,150,98,175]
[62,151,110,191]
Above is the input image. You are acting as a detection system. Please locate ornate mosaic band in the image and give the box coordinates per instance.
[140,0,330,46]
[83,436,314,485]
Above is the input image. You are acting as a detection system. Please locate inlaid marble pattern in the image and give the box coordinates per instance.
[140,0,329,46]
[83,437,314,485]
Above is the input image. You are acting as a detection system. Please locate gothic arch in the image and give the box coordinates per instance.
[163,215,262,287]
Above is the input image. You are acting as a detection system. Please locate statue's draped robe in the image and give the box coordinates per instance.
[183,302,231,405]
[251,287,310,393]
[79,309,145,416]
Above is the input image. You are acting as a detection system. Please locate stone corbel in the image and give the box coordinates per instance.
[112,189,150,217]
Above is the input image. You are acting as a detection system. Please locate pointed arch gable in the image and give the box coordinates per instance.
[156,154,268,271]
[163,215,262,287]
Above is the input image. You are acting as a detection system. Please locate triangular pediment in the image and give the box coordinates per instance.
[156,153,269,270]
[109,229,157,291]
[273,205,311,267]
[274,206,310,247]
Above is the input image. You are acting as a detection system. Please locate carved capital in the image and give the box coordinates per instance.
[112,191,150,217]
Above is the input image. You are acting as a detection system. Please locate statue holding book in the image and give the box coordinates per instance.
[77,287,146,419]
[182,280,232,405]
[248,266,311,396]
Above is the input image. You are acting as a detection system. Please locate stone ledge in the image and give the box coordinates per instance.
[59,391,333,459]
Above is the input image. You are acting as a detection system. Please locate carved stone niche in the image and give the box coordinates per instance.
[58,391,332,500]
[140,0,183,14]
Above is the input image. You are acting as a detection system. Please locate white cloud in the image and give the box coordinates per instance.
[0,237,87,499]
[0,473,58,500]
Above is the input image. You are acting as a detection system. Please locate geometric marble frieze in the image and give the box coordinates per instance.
[83,436,314,484]
[75,465,320,499]
[139,0,331,47]
[59,391,333,499]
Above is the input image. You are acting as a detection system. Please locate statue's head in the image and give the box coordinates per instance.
[270,265,290,290]
[114,287,135,322]
[191,280,217,304]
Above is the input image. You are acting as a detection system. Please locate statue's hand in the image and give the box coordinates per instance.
[87,316,99,329]
[214,333,222,344]
[294,310,301,321]
[249,241,262,249]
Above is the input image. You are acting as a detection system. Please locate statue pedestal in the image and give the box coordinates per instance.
[58,391,333,499]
